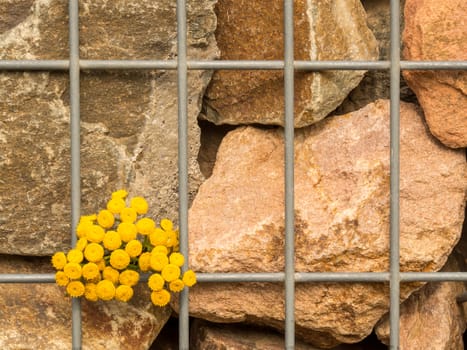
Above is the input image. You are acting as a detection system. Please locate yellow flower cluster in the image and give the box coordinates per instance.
[52,190,196,307]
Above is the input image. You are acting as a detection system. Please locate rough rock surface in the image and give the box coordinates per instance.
[0,0,218,255]
[203,0,378,127]
[191,320,321,350]
[0,255,172,350]
[185,100,467,347]
[376,254,467,350]
[189,320,383,350]
[402,0,467,148]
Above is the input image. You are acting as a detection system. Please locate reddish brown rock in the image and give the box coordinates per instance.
[0,255,171,350]
[402,0,467,148]
[376,254,467,350]
[203,0,378,127]
[185,100,467,347]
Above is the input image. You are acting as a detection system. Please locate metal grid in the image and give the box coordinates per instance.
[1,1,467,349]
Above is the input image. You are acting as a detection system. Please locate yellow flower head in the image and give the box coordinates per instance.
[103,230,122,251]
[51,252,67,270]
[86,225,105,243]
[76,220,94,239]
[125,239,143,258]
[117,222,137,242]
[152,245,168,255]
[102,266,120,284]
[130,196,148,215]
[169,279,185,292]
[111,189,128,199]
[160,218,173,231]
[138,252,151,272]
[107,197,126,215]
[76,237,88,251]
[96,280,116,301]
[120,207,137,223]
[97,209,115,229]
[115,285,134,302]
[161,264,181,282]
[119,269,140,287]
[150,252,169,272]
[166,230,179,248]
[151,289,171,307]
[149,228,168,247]
[55,271,69,286]
[84,243,105,263]
[109,249,131,270]
[63,262,82,280]
[84,283,98,302]
[136,217,155,235]
[66,249,84,264]
[169,252,185,267]
[182,270,197,287]
[82,262,100,281]
[67,281,85,298]
[148,273,165,291]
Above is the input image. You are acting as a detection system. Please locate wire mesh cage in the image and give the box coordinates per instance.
[0,1,466,349]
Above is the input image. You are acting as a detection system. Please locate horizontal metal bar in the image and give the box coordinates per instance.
[198,272,467,283]
[0,60,69,70]
[1,271,466,284]
[196,60,391,70]
[401,61,467,70]
[1,60,466,71]
[195,272,390,282]
[295,61,390,70]
[197,272,285,283]
[189,60,282,70]
[296,272,390,282]
[80,60,177,70]
[400,272,467,282]
[0,273,56,283]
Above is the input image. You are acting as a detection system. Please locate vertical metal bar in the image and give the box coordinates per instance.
[283,0,295,349]
[176,0,189,349]
[69,0,82,349]
[389,1,401,349]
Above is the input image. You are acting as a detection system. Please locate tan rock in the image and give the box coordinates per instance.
[0,255,171,350]
[190,319,321,350]
[184,100,467,347]
[203,0,379,127]
[375,254,467,350]
[190,319,379,350]
[402,0,467,148]
[0,0,218,255]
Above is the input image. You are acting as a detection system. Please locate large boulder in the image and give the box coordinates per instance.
[0,255,172,349]
[0,0,218,255]
[185,100,467,347]
[203,0,379,127]
[402,0,467,148]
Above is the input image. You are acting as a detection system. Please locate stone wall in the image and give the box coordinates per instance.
[1,0,466,349]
